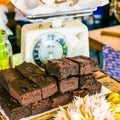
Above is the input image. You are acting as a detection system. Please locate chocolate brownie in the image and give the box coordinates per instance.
[15,62,44,84]
[79,74,97,88]
[72,89,89,98]
[9,78,42,105]
[0,68,42,105]
[67,55,98,75]
[51,92,71,108]
[39,76,58,99]
[0,83,31,120]
[79,74,102,94]
[16,62,58,99]
[72,82,101,98]
[58,76,79,94]
[79,74,101,88]
[45,58,79,80]
[87,81,102,95]
[0,68,23,91]
[79,55,98,72]
[32,98,51,115]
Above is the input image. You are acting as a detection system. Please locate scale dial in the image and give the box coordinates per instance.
[32,32,68,66]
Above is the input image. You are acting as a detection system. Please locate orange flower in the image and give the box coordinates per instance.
[0,0,10,6]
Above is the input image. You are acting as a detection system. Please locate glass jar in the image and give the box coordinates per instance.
[0,29,13,70]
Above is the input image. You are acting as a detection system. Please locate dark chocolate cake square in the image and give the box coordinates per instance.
[32,98,51,115]
[45,58,79,80]
[0,83,31,120]
[15,62,44,83]
[51,92,71,108]
[38,76,58,99]
[0,68,42,105]
[68,55,98,75]
[58,76,79,94]
[0,68,23,91]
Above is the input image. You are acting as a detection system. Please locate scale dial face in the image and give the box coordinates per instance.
[32,32,68,66]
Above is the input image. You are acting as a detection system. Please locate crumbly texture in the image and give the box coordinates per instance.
[72,89,89,98]
[79,74,97,88]
[79,74,102,95]
[39,76,58,99]
[67,55,98,75]
[0,84,31,120]
[0,68,42,105]
[45,58,79,80]
[9,78,42,105]
[79,74,101,88]
[31,98,51,115]
[15,62,58,99]
[15,62,44,84]
[51,92,71,108]
[58,76,79,94]
[86,81,102,95]
[0,68,23,91]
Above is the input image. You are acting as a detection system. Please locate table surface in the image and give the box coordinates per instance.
[95,70,120,92]
[89,25,120,52]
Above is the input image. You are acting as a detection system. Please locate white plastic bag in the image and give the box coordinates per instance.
[0,6,13,35]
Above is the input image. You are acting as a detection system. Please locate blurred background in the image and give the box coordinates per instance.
[2,0,120,69]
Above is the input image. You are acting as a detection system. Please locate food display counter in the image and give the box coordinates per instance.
[1,0,120,120]
[0,54,120,120]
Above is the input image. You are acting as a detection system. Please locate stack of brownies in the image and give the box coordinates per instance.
[0,55,102,120]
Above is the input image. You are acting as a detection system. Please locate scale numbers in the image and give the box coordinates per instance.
[32,32,68,67]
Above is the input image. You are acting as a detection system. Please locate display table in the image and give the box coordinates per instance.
[95,70,120,92]
[0,54,120,120]
[89,25,120,52]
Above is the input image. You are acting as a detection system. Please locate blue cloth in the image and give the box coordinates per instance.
[103,45,120,81]
[93,7,103,15]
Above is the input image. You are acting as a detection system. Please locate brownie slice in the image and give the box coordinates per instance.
[32,98,51,115]
[58,76,79,94]
[67,55,98,75]
[0,68,42,105]
[45,58,79,80]
[79,74,102,94]
[10,78,42,105]
[0,83,31,120]
[51,92,71,108]
[72,89,89,98]
[15,62,44,84]
[84,81,102,95]
[15,62,58,98]
[39,76,58,99]
[0,68,23,91]
[72,83,102,98]
[79,74,97,87]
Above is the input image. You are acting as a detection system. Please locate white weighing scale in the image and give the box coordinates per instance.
[19,0,109,67]
[21,19,89,67]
